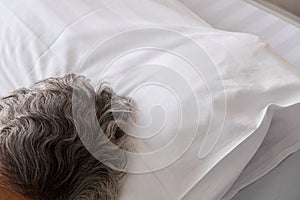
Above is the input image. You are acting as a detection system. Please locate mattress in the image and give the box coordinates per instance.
[179,0,300,199]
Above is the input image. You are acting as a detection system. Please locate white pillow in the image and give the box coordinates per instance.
[1,0,300,199]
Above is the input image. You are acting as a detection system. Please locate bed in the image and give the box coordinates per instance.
[179,0,300,199]
[180,0,300,70]
[1,0,300,200]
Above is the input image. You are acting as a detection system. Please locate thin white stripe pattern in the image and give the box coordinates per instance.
[181,0,300,69]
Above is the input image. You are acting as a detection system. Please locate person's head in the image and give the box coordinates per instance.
[0,74,133,200]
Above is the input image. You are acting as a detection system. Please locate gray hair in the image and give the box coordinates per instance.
[0,74,134,200]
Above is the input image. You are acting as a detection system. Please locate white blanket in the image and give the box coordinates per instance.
[1,0,300,199]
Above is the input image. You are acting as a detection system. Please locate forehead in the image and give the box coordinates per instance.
[0,187,27,200]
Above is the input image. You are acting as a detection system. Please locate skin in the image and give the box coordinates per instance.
[0,174,28,200]
[0,187,28,200]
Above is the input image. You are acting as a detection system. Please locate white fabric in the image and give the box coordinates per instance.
[178,1,300,199]
[1,1,300,200]
[180,0,300,73]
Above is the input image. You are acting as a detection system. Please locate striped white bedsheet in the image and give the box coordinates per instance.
[179,1,300,199]
[180,0,300,69]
